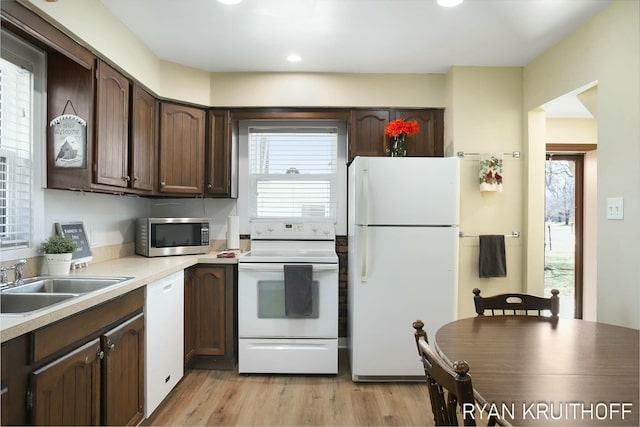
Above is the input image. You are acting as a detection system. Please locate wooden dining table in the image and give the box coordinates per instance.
[435,316,639,426]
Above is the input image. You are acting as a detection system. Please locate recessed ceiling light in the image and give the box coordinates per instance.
[217,0,242,5]
[287,54,302,63]
[437,0,464,7]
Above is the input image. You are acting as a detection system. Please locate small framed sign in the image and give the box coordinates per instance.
[55,222,93,265]
[50,101,87,169]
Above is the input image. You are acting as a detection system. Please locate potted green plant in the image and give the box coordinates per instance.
[41,235,78,275]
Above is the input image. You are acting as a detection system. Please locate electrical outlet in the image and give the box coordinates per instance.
[607,197,624,220]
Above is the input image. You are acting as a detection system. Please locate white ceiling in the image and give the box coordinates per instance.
[100,0,607,117]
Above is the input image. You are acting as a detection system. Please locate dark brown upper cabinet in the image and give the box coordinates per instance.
[158,102,205,195]
[130,85,157,192]
[348,108,444,162]
[394,109,444,157]
[95,60,130,188]
[349,109,390,161]
[206,109,235,198]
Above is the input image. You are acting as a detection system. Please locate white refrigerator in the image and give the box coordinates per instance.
[347,156,460,381]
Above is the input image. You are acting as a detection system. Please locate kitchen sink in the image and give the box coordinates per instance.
[2,276,132,295]
[0,293,76,314]
[0,276,133,315]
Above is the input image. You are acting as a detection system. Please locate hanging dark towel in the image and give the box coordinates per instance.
[479,235,507,278]
[284,264,313,316]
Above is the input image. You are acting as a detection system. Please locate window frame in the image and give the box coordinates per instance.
[238,119,348,235]
[1,29,46,259]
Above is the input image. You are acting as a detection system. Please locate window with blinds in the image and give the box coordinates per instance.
[248,127,338,220]
[0,57,33,250]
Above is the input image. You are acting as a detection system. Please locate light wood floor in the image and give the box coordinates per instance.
[144,350,435,426]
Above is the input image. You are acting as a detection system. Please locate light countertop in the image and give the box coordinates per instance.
[0,251,240,343]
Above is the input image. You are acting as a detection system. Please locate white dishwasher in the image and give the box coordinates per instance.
[145,270,184,418]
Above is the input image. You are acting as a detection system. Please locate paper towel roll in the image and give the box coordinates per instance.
[226,216,240,249]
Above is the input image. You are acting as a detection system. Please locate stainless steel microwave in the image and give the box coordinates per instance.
[135,218,210,257]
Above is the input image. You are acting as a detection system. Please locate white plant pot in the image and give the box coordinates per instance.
[45,253,73,276]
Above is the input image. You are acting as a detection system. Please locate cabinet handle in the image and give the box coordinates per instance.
[96,349,105,363]
[160,181,166,187]
[108,342,116,353]
[207,183,212,190]
[134,176,139,181]
[125,176,131,182]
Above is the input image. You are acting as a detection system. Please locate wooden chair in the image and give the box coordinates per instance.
[473,288,560,317]
[413,320,490,426]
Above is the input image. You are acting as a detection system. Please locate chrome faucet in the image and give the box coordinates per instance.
[0,259,27,287]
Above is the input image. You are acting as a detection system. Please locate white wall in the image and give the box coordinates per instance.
[149,198,237,243]
[44,189,149,247]
[524,0,639,328]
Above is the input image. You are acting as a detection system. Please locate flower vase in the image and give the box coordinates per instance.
[390,135,407,157]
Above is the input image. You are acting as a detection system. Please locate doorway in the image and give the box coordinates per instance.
[544,151,583,318]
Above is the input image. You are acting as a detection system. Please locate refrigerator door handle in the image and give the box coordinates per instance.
[361,160,369,282]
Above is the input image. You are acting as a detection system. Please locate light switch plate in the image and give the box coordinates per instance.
[607,197,624,220]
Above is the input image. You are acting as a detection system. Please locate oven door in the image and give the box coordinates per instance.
[238,262,338,338]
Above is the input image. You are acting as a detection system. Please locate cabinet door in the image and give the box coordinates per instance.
[395,109,444,157]
[193,267,228,356]
[159,103,205,194]
[206,109,232,197]
[130,85,157,191]
[30,339,101,426]
[349,110,390,161]
[184,267,197,366]
[102,313,144,426]
[95,59,130,188]
[186,266,236,370]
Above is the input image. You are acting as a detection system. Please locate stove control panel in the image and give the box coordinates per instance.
[250,221,335,240]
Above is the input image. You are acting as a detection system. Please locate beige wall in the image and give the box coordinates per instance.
[447,66,525,317]
[525,0,639,328]
[546,118,597,144]
[209,72,445,107]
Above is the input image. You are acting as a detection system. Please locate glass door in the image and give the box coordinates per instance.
[544,154,584,318]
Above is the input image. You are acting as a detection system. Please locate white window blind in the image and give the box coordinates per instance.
[248,127,338,220]
[0,57,33,250]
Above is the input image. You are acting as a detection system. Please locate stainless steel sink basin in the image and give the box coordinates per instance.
[1,293,76,314]
[3,276,132,295]
[0,276,132,315]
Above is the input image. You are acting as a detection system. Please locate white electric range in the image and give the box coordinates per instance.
[238,220,338,374]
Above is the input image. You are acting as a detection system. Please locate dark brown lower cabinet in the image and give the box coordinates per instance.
[102,313,145,426]
[0,289,144,426]
[30,339,101,426]
[28,313,144,426]
[184,265,236,370]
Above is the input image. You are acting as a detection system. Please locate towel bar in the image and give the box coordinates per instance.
[459,231,520,238]
[457,151,520,158]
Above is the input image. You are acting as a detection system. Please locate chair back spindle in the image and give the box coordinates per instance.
[413,320,479,426]
[473,288,559,317]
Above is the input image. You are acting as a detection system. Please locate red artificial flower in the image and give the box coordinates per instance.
[384,119,420,137]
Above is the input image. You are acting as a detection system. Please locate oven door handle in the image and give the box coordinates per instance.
[238,264,338,272]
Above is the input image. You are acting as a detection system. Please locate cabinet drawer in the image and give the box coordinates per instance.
[31,288,144,363]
